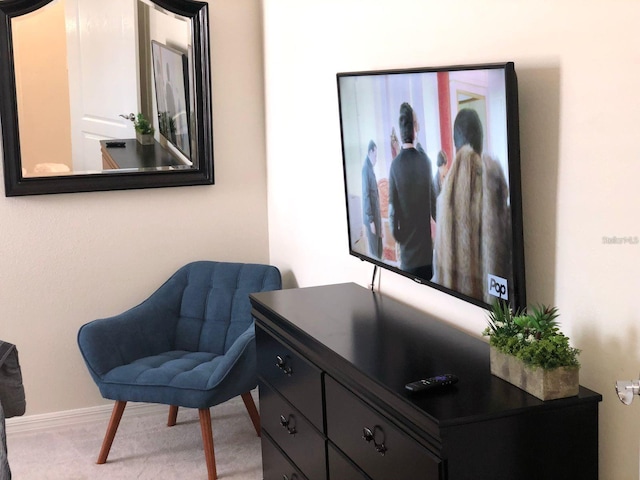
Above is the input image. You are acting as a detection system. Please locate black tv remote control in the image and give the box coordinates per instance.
[106,141,126,148]
[405,374,458,392]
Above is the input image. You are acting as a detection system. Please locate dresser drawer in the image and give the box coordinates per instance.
[328,442,370,479]
[259,380,327,480]
[256,325,324,429]
[325,375,442,480]
[261,432,308,480]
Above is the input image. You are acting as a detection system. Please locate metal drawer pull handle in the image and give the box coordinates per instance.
[280,414,297,435]
[275,355,293,376]
[362,425,387,456]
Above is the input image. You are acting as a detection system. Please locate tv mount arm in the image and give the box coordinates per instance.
[616,378,640,405]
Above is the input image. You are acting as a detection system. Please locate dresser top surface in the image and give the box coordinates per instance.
[251,283,601,427]
[100,139,182,169]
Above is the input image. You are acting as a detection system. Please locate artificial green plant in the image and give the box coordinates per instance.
[483,302,580,370]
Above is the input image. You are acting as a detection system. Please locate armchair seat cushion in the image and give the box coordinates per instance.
[106,351,221,388]
[99,346,257,408]
[95,321,260,408]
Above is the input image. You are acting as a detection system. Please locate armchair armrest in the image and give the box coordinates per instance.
[78,300,178,379]
[206,324,257,390]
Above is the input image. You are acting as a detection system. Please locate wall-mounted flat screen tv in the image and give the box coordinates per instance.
[337,62,526,311]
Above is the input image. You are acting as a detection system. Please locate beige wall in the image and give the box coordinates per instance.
[0,0,269,412]
[262,0,640,478]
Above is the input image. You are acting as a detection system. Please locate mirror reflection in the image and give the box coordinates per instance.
[12,0,196,177]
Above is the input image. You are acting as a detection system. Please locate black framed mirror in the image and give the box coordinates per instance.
[0,0,213,196]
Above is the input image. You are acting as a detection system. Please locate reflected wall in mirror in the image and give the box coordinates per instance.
[1,0,213,196]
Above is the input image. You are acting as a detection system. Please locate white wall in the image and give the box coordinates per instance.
[0,0,269,413]
[262,0,640,478]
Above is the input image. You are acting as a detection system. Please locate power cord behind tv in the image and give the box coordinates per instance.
[369,265,379,291]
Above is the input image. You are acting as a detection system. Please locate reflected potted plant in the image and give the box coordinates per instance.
[120,113,155,145]
[158,111,176,141]
[483,302,580,400]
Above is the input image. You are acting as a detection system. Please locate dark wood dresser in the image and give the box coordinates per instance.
[250,283,601,480]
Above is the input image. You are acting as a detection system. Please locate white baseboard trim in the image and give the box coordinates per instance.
[5,402,167,435]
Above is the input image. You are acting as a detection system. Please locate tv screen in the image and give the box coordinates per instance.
[151,40,192,163]
[337,62,526,311]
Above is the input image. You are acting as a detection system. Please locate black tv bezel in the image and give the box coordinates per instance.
[337,61,526,312]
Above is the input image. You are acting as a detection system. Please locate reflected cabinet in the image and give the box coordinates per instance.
[250,283,602,480]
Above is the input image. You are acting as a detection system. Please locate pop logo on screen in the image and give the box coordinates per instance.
[488,275,508,300]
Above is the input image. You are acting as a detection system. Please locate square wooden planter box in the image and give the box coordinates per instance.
[489,346,579,401]
[136,132,154,145]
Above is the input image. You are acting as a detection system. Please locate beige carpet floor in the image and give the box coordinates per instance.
[6,393,262,479]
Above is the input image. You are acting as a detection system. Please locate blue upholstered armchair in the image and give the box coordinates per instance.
[77,261,281,480]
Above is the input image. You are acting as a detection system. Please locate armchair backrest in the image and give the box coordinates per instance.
[152,261,281,354]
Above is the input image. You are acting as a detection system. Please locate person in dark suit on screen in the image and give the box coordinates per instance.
[388,102,436,280]
[362,140,383,259]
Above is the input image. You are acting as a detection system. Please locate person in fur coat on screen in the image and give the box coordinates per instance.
[434,108,512,305]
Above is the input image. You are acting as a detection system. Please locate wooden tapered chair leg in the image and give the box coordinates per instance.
[241,392,261,437]
[199,408,217,480]
[167,405,179,427]
[97,400,127,464]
